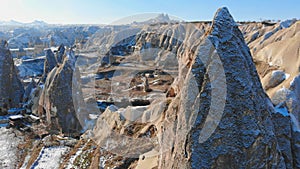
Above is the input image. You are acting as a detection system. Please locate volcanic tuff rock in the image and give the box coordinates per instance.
[263,70,286,90]
[42,48,57,81]
[89,7,300,169]
[22,78,36,103]
[56,44,65,63]
[3,7,300,169]
[38,47,82,135]
[241,19,300,164]
[0,40,24,108]
[157,7,285,169]
[271,104,300,169]
[240,19,300,99]
[271,75,300,122]
[241,17,300,142]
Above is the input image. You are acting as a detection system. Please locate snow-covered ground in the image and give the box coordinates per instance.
[29,146,70,169]
[66,146,84,169]
[14,56,45,78]
[0,128,23,169]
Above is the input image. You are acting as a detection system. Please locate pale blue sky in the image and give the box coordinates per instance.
[0,0,299,24]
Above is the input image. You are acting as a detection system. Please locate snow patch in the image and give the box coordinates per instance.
[66,147,84,169]
[285,73,290,79]
[280,19,297,29]
[100,156,106,169]
[30,146,70,169]
[274,104,289,117]
[0,128,23,169]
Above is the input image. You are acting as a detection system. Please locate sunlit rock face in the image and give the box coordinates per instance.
[90,7,290,169]
[0,40,24,108]
[157,7,284,169]
[5,7,299,169]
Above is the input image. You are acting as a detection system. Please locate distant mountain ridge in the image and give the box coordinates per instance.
[0,20,48,26]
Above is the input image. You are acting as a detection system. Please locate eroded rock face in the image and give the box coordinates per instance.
[158,7,284,169]
[56,44,65,64]
[242,19,300,100]
[271,104,300,169]
[23,79,36,103]
[43,48,57,81]
[271,75,300,124]
[0,40,24,108]
[89,8,293,169]
[38,48,82,135]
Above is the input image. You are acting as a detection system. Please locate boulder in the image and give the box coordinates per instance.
[263,70,286,90]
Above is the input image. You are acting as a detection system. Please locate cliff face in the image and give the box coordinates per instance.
[0,40,24,109]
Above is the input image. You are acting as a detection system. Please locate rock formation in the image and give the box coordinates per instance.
[14,56,45,78]
[0,40,24,108]
[241,19,300,105]
[56,44,65,64]
[22,79,36,103]
[241,16,300,168]
[89,7,300,169]
[1,6,300,169]
[42,48,57,81]
[38,47,82,135]
[157,7,285,169]
[271,103,300,169]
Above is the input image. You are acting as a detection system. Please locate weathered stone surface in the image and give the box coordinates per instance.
[38,48,82,135]
[270,79,300,168]
[55,44,65,64]
[14,56,45,78]
[271,105,294,169]
[0,40,24,108]
[271,75,300,124]
[42,48,57,81]
[158,7,284,169]
[291,124,300,168]
[23,79,36,103]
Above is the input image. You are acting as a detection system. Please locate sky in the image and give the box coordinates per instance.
[0,0,299,24]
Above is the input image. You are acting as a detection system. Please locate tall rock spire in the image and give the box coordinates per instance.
[38,47,82,135]
[158,7,284,168]
[0,40,24,108]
